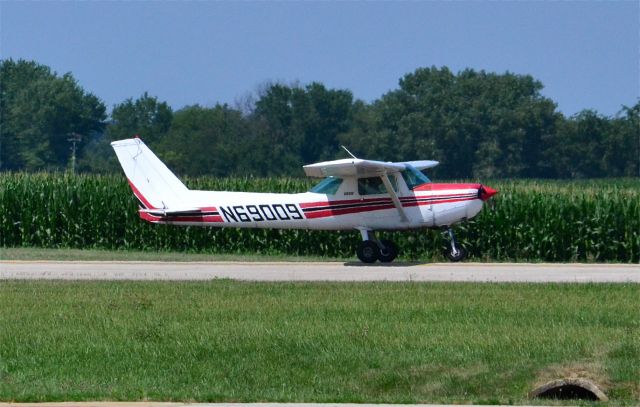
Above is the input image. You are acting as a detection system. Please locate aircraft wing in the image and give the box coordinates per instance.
[401,160,439,170]
[303,158,406,178]
[303,158,439,178]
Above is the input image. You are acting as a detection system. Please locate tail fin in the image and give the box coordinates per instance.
[111,138,189,210]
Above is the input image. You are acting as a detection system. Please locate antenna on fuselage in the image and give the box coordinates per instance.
[341,145,358,159]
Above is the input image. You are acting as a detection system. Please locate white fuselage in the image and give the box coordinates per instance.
[139,179,484,231]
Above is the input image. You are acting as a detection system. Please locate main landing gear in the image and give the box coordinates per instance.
[355,228,468,264]
[443,227,467,262]
[356,230,398,263]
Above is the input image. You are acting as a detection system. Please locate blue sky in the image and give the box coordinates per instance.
[2,1,638,116]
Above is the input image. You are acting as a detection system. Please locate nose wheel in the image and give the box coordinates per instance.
[356,230,398,263]
[443,227,467,262]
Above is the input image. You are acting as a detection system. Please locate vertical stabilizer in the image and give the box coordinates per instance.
[111,138,189,209]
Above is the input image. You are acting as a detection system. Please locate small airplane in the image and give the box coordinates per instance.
[112,137,497,263]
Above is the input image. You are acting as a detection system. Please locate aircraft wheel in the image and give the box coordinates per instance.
[444,244,467,262]
[378,239,398,263]
[357,240,379,263]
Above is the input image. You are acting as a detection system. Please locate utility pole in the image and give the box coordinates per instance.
[67,132,82,173]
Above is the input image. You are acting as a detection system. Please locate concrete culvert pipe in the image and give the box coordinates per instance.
[529,378,608,401]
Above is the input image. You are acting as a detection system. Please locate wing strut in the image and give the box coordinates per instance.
[380,173,408,222]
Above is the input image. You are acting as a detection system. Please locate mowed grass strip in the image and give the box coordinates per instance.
[0,281,638,405]
[0,247,339,262]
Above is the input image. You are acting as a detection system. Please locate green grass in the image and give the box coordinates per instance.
[0,247,342,262]
[0,281,638,405]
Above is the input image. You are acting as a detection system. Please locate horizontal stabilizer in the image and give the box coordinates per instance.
[140,208,204,216]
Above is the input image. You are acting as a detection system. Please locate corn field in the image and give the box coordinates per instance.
[1,173,638,262]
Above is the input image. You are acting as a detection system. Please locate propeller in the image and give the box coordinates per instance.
[478,185,498,210]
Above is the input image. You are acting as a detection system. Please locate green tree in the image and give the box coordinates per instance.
[105,92,173,144]
[158,104,246,176]
[605,102,640,177]
[79,93,173,173]
[548,110,609,178]
[0,59,106,171]
[340,67,559,178]
[546,103,640,178]
[250,84,300,175]
[250,82,355,175]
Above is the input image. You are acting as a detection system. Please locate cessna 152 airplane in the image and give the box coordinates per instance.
[112,137,497,263]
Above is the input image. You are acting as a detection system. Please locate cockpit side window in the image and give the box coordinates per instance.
[401,164,431,190]
[309,177,343,195]
[358,176,397,195]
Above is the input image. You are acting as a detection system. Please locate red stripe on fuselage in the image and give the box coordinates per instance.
[300,197,391,209]
[301,190,477,211]
[304,203,397,219]
[303,196,477,219]
[302,191,477,210]
[400,196,476,208]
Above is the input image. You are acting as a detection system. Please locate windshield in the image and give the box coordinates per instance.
[401,164,431,190]
[309,177,343,195]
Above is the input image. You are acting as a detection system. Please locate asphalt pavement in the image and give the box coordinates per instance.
[1,261,637,282]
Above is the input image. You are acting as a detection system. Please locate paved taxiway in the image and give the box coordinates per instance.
[1,261,637,282]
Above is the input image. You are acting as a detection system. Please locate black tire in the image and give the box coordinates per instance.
[357,240,379,263]
[444,244,467,262]
[378,239,398,263]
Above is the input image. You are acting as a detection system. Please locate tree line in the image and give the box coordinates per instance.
[1,59,638,179]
